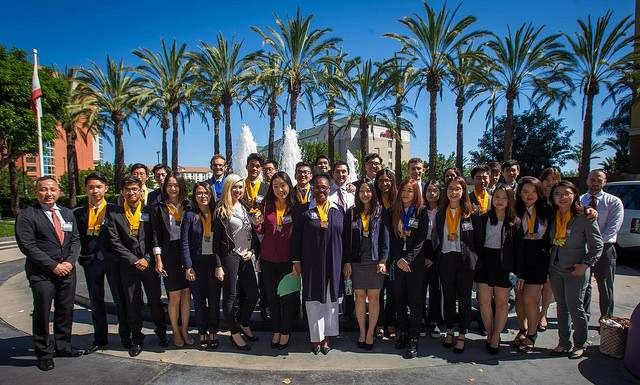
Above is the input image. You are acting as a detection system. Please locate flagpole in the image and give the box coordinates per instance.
[33,49,44,177]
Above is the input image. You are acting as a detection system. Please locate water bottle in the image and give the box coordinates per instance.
[509,273,518,288]
[344,275,353,296]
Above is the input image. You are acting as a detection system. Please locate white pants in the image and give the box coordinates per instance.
[305,285,339,342]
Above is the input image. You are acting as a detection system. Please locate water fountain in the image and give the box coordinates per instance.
[278,126,303,180]
[345,149,359,184]
[232,124,257,179]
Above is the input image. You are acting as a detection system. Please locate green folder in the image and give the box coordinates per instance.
[277,274,302,296]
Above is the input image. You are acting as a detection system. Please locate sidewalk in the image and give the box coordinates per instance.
[0,246,639,383]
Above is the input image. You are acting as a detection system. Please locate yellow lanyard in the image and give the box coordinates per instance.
[382,195,391,209]
[275,200,286,226]
[297,186,310,204]
[124,201,142,230]
[360,211,371,232]
[554,210,572,240]
[526,206,537,234]
[88,200,107,233]
[246,179,261,203]
[316,201,329,223]
[199,212,211,237]
[474,189,489,214]
[141,188,146,203]
[166,203,183,222]
[446,205,461,237]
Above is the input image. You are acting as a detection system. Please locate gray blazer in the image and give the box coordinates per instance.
[549,212,603,269]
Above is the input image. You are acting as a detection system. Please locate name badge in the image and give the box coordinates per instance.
[310,212,319,220]
[408,218,419,229]
[256,195,264,204]
[462,221,473,231]
[351,221,360,229]
[566,229,572,237]
[61,222,73,232]
[140,213,150,222]
[101,217,108,225]
[282,215,292,224]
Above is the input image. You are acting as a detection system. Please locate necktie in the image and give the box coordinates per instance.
[589,195,598,211]
[51,208,64,245]
[338,188,345,208]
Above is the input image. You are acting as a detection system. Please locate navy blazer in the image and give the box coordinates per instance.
[15,203,81,279]
[432,208,483,270]
[151,200,190,253]
[479,213,524,274]
[74,203,118,266]
[342,205,390,264]
[180,210,216,269]
[389,205,430,265]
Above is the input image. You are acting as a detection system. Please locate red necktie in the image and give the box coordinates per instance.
[589,195,598,211]
[338,188,345,209]
[51,207,64,244]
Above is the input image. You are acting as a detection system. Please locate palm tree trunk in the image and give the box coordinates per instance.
[394,112,403,185]
[214,109,221,155]
[224,102,233,171]
[579,92,596,192]
[290,81,300,131]
[327,101,335,164]
[359,115,368,178]
[504,97,514,161]
[428,90,438,181]
[268,106,276,161]
[65,124,78,208]
[9,161,18,216]
[114,118,125,192]
[161,115,169,165]
[455,95,465,171]
[171,108,179,171]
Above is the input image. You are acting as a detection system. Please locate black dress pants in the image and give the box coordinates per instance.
[190,254,221,334]
[29,270,76,360]
[260,259,297,335]
[394,254,425,339]
[221,252,258,334]
[120,262,166,345]
[82,256,130,345]
[439,252,475,334]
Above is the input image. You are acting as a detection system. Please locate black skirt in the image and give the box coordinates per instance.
[475,248,511,288]
[521,239,550,285]
[161,240,189,292]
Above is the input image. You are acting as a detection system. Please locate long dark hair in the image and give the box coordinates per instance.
[424,180,441,209]
[162,171,189,203]
[375,169,397,206]
[190,182,216,217]
[549,180,584,216]
[488,184,521,228]
[515,176,550,221]
[263,171,297,211]
[439,176,475,219]
[354,179,379,217]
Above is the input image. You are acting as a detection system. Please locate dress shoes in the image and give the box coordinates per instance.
[357,341,367,349]
[312,345,321,355]
[277,342,289,350]
[55,347,84,357]
[128,344,142,357]
[229,336,251,351]
[320,346,331,355]
[407,339,418,358]
[157,333,170,348]
[38,358,55,371]
[85,342,107,355]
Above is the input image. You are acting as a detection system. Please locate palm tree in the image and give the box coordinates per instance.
[251,7,341,131]
[248,52,287,160]
[385,2,486,180]
[482,23,572,161]
[382,56,419,183]
[570,141,605,171]
[563,11,638,190]
[133,38,197,170]
[191,33,252,171]
[346,59,388,174]
[72,56,143,191]
[53,64,81,207]
[312,49,355,164]
[448,43,490,170]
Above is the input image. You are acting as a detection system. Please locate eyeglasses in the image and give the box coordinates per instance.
[263,167,276,172]
[195,192,210,197]
[131,172,146,178]
[296,170,311,176]
[553,192,574,198]
[166,184,179,189]
[447,187,463,193]
[122,187,140,194]
[367,161,381,167]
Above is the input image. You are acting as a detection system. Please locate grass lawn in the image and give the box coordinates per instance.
[0,220,15,238]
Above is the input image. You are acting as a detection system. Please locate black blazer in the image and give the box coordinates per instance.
[180,209,216,269]
[342,205,390,264]
[74,203,118,266]
[241,180,269,210]
[389,205,430,265]
[212,201,261,267]
[147,189,162,207]
[151,200,190,254]
[107,203,154,267]
[469,190,492,214]
[15,203,81,279]
[432,208,483,270]
[479,213,524,274]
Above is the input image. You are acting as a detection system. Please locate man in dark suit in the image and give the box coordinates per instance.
[147,164,171,207]
[108,176,169,357]
[117,163,155,206]
[15,176,84,371]
[469,165,492,215]
[75,173,131,354]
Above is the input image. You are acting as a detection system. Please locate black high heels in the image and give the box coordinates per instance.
[240,326,259,342]
[229,335,251,351]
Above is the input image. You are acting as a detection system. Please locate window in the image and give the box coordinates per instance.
[26,157,36,164]
[27,166,37,173]
[388,141,393,149]
[388,162,393,169]
[604,185,640,210]
[388,151,393,160]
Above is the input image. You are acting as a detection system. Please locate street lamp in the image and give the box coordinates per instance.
[156,151,160,164]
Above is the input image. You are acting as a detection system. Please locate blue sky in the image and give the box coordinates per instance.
[2,0,635,172]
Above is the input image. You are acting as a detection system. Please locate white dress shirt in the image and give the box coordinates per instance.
[329,183,355,210]
[580,190,624,244]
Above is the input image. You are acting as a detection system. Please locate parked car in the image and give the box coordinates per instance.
[603,181,640,253]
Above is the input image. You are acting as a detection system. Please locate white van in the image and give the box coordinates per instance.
[602,181,640,252]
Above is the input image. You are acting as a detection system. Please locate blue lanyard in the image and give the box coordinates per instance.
[402,205,415,231]
[525,209,539,233]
